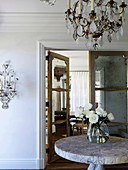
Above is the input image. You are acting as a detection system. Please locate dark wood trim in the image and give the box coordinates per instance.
[66,59,70,136]
[95,87,128,91]
[89,51,95,110]
[52,120,67,125]
[52,88,69,92]
[48,51,53,163]
[49,51,69,61]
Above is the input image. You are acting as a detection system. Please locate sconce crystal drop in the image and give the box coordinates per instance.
[0,61,19,109]
[40,0,56,5]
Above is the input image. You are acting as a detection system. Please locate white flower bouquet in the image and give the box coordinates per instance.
[75,103,114,143]
[75,103,114,126]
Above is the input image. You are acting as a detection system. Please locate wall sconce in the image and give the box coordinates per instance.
[0,61,19,109]
[40,0,56,5]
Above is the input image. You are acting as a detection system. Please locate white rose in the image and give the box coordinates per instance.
[80,114,84,118]
[96,108,104,116]
[83,110,88,116]
[90,110,95,115]
[75,108,83,117]
[89,114,99,124]
[107,113,114,121]
[84,103,93,110]
[85,110,94,118]
[103,111,107,117]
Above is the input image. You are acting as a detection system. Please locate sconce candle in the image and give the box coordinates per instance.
[68,0,70,9]
[91,0,94,10]
[0,61,19,109]
[79,0,82,14]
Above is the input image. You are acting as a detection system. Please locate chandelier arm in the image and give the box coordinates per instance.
[111,7,125,16]
[77,33,86,38]
[102,24,117,33]
[72,1,79,23]
[100,21,114,34]
[80,17,89,27]
[73,1,79,13]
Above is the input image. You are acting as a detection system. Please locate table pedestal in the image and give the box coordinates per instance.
[88,163,105,170]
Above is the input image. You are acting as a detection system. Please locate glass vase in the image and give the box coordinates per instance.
[87,123,109,143]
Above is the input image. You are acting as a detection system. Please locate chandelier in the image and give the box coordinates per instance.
[40,0,56,5]
[0,61,19,109]
[65,0,127,49]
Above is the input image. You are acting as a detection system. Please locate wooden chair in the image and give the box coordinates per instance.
[73,118,88,135]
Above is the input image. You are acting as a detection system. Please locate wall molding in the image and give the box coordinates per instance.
[0,159,40,169]
[38,42,46,169]
[40,40,128,51]
[0,12,66,32]
[0,12,128,50]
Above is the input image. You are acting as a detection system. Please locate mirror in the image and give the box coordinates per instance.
[95,55,127,134]
[52,58,67,89]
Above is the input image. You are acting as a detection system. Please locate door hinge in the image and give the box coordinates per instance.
[46,55,49,61]
[46,102,49,107]
[46,148,49,154]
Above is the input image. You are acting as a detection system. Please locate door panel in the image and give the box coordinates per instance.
[47,51,70,163]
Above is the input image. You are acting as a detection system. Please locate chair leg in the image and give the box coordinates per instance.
[82,127,84,134]
[73,126,74,136]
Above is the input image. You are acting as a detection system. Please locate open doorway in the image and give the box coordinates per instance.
[45,50,89,165]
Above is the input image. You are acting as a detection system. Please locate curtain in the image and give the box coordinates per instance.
[70,72,89,112]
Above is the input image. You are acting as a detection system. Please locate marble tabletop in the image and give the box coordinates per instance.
[55,135,128,165]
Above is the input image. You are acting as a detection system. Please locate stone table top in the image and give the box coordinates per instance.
[55,135,128,165]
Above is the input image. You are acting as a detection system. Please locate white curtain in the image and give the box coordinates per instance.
[70,72,89,112]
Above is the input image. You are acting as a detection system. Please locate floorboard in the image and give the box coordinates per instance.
[46,156,128,170]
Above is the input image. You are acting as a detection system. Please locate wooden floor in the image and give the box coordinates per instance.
[46,156,128,170]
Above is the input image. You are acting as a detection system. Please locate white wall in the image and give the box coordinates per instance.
[0,32,44,169]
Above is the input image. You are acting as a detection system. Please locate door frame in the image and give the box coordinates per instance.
[38,40,90,169]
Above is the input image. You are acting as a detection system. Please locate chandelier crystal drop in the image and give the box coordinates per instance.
[40,0,56,5]
[65,0,127,49]
[0,61,19,109]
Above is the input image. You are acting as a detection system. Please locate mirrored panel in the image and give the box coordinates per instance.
[51,91,68,157]
[95,56,127,134]
[52,91,67,119]
[52,58,67,89]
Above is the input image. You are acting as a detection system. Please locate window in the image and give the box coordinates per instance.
[70,72,89,113]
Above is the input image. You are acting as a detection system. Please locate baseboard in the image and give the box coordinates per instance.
[37,158,46,169]
[0,159,40,169]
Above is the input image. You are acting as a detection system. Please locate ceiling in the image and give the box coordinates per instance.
[0,0,128,51]
[0,0,68,13]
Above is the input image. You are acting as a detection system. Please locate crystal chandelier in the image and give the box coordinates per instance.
[0,61,19,109]
[40,0,56,5]
[65,0,127,49]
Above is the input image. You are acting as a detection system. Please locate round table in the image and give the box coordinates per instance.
[55,135,128,170]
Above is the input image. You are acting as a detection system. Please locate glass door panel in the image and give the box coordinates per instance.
[47,51,69,163]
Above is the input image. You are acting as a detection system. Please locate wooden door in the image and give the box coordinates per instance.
[47,51,70,163]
